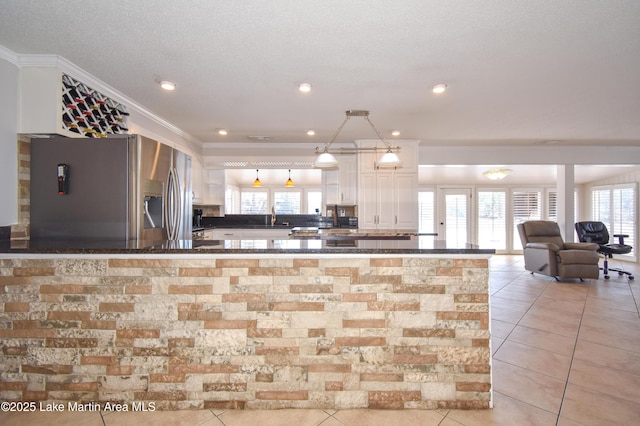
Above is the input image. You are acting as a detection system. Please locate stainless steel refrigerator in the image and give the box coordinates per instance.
[30,134,192,242]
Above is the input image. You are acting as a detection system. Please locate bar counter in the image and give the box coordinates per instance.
[0,237,493,411]
[1,236,494,255]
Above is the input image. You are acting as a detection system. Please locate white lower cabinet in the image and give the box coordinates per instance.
[206,228,290,240]
[241,229,291,239]
[359,171,417,230]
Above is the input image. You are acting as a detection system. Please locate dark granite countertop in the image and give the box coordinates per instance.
[290,227,417,240]
[203,225,296,230]
[1,237,494,255]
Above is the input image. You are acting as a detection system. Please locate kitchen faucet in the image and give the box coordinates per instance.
[271,206,276,226]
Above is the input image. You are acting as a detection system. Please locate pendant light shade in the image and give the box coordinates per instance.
[313,150,339,169]
[314,110,402,169]
[253,169,262,187]
[376,148,403,168]
[285,169,295,187]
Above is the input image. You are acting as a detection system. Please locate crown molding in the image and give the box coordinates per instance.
[2,45,201,146]
[0,44,19,65]
[201,141,357,149]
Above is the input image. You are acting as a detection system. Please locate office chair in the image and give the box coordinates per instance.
[575,221,635,280]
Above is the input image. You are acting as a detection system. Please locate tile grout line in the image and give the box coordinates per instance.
[495,273,580,424]
[318,409,345,425]
[552,278,593,426]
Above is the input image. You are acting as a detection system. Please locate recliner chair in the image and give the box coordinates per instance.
[517,220,600,280]
[575,221,635,280]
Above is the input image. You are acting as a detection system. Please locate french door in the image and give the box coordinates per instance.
[438,188,473,247]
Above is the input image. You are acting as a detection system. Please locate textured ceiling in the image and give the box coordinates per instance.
[1,0,639,146]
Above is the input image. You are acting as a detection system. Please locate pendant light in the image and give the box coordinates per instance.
[285,169,295,187]
[253,169,262,187]
[314,110,402,169]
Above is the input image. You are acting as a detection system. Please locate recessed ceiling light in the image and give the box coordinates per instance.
[298,82,312,93]
[391,130,400,137]
[217,129,228,136]
[306,130,315,136]
[159,80,176,91]
[432,83,447,94]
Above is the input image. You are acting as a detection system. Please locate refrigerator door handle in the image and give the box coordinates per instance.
[165,167,183,241]
[165,169,172,239]
[172,167,183,240]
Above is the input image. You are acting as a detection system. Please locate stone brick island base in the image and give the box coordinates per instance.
[0,255,491,410]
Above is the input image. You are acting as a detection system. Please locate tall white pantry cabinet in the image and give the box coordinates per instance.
[357,140,419,230]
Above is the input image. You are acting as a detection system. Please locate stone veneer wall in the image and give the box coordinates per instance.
[0,255,490,410]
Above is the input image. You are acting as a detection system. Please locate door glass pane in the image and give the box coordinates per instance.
[478,191,506,250]
[445,193,468,247]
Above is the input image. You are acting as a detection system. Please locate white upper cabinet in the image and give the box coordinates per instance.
[205,169,226,206]
[323,154,357,205]
[356,140,420,230]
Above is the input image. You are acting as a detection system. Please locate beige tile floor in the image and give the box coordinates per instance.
[1,255,639,425]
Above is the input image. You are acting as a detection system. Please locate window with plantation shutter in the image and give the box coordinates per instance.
[591,188,611,232]
[544,189,577,223]
[547,191,557,222]
[240,191,268,214]
[613,187,635,253]
[591,185,636,258]
[477,190,506,250]
[512,190,542,250]
[274,191,301,214]
[418,191,435,234]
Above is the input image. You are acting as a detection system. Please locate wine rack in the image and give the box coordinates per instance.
[61,74,129,138]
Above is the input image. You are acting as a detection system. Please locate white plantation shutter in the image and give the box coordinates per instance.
[512,190,542,250]
[477,191,506,250]
[274,191,301,214]
[591,188,611,231]
[591,185,635,258]
[418,191,435,234]
[547,191,557,222]
[612,186,635,255]
[240,191,268,214]
[445,193,469,247]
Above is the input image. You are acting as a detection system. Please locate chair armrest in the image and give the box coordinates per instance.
[526,242,561,252]
[613,234,629,245]
[564,242,599,251]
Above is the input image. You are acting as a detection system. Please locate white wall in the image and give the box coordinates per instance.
[0,56,18,226]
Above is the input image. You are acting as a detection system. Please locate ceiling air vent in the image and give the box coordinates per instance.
[248,136,272,141]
